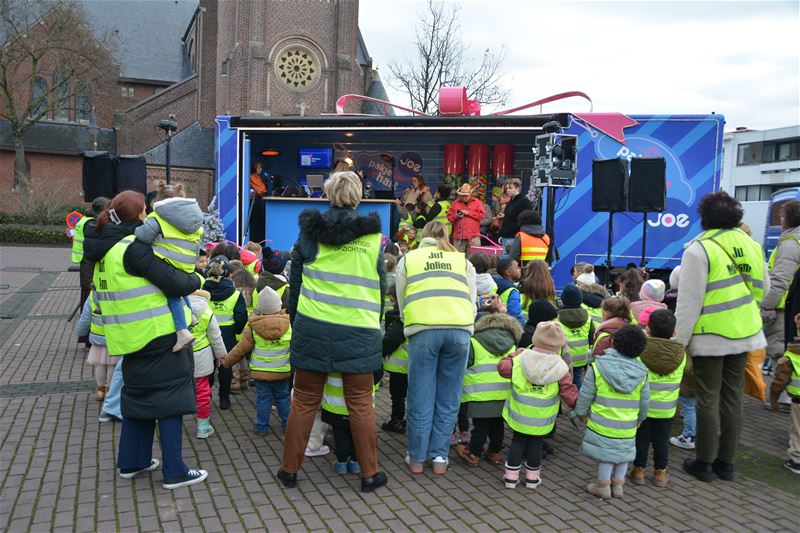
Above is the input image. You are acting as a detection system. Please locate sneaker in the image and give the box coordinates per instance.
[381,418,406,434]
[197,424,215,439]
[172,329,195,352]
[405,454,423,474]
[305,445,330,457]
[163,468,208,490]
[98,411,118,423]
[670,435,696,450]
[253,426,269,435]
[784,459,800,475]
[432,456,449,475]
[332,461,349,474]
[456,444,480,467]
[119,459,160,479]
[347,460,361,474]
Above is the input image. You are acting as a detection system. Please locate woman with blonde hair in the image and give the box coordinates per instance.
[396,220,477,475]
[520,260,556,315]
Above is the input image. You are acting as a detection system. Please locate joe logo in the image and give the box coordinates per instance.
[397,152,424,178]
[648,212,689,228]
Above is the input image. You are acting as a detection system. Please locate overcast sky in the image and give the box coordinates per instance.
[359,0,799,131]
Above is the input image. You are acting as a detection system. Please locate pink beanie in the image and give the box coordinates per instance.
[639,279,666,303]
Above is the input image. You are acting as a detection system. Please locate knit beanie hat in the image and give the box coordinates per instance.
[191,289,211,301]
[640,279,666,303]
[255,286,282,315]
[669,265,681,291]
[263,247,290,275]
[576,272,596,285]
[560,284,583,308]
[527,299,558,327]
[204,256,230,281]
[533,320,566,353]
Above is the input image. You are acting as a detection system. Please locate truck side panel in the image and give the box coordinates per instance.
[215,116,240,243]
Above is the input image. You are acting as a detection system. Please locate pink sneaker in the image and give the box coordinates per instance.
[450,433,459,447]
[459,431,471,444]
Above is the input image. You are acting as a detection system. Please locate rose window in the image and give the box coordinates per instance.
[275,46,320,91]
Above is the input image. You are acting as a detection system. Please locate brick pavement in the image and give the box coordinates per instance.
[0,244,798,533]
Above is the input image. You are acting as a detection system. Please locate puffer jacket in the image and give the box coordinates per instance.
[464,314,523,418]
[189,295,227,378]
[639,336,685,376]
[289,207,387,374]
[222,312,292,381]
[577,282,608,309]
[592,317,630,357]
[576,348,650,464]
[203,278,247,350]
[497,347,579,409]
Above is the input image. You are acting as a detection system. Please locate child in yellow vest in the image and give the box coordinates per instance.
[630,309,686,488]
[381,284,408,433]
[220,287,291,433]
[576,324,650,499]
[769,338,800,475]
[497,322,578,489]
[134,181,204,352]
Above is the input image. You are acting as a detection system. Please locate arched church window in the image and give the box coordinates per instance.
[30,77,48,119]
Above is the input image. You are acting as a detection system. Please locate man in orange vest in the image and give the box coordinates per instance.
[508,209,551,266]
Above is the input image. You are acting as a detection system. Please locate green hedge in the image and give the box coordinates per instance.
[0,204,86,225]
[0,224,70,245]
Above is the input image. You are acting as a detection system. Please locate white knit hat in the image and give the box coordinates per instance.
[256,286,282,315]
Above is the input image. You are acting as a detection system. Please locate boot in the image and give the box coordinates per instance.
[586,479,611,499]
[653,468,669,488]
[629,466,646,486]
[172,329,195,352]
[230,368,241,394]
[196,417,215,439]
[95,386,106,401]
[503,463,521,489]
[524,464,541,489]
[611,479,625,498]
[238,368,250,391]
[683,458,716,482]
[712,459,735,481]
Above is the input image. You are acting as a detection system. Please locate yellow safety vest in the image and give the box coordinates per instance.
[502,356,560,436]
[592,331,611,355]
[296,233,382,330]
[581,303,603,326]
[149,212,203,274]
[403,247,473,328]
[251,325,291,373]
[322,372,379,416]
[71,216,92,263]
[93,236,186,356]
[383,341,409,374]
[89,289,105,338]
[767,235,800,310]
[434,200,452,234]
[190,307,213,351]
[692,228,764,339]
[586,362,646,439]
[558,316,592,368]
[209,290,241,327]
[647,353,686,418]
[461,338,513,403]
[785,350,800,397]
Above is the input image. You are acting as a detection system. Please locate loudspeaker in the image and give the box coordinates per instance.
[591,158,628,212]
[115,155,147,195]
[82,151,115,201]
[628,157,666,212]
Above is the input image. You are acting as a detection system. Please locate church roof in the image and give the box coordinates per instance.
[143,121,215,170]
[363,80,396,116]
[0,121,115,155]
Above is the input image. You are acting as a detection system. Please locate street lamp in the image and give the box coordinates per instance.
[158,116,178,184]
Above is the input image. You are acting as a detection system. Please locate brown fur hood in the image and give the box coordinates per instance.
[640,336,685,375]
[249,312,291,340]
[474,313,524,342]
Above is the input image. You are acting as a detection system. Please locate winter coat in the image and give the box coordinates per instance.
[639,336,685,377]
[203,278,247,351]
[83,220,140,263]
[786,268,800,344]
[134,197,204,244]
[396,237,478,337]
[222,312,292,381]
[76,298,106,346]
[508,223,547,265]
[79,218,100,291]
[576,348,650,464]
[464,313,523,418]
[447,197,485,240]
[591,317,629,357]
[475,273,497,296]
[674,235,768,356]
[382,308,406,358]
[493,275,523,324]
[256,270,290,309]
[631,300,667,322]
[578,282,608,309]
[499,194,533,239]
[769,344,800,405]
[189,295,226,378]
[497,347,579,409]
[289,207,387,374]
[762,225,800,311]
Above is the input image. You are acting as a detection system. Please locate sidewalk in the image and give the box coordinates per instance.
[0,244,797,533]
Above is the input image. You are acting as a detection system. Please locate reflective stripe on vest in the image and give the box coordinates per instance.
[93,236,184,356]
[582,303,603,326]
[250,325,291,373]
[89,290,105,338]
[768,235,800,310]
[692,228,764,339]
[461,338,512,402]
[149,213,202,273]
[403,248,473,328]
[322,372,379,416]
[586,362,646,439]
[502,356,559,436]
[647,353,686,418]
[190,307,213,351]
[383,342,409,374]
[296,233,382,330]
[784,351,800,397]
[71,216,92,263]
[209,290,240,327]
[557,316,592,367]
[518,232,550,264]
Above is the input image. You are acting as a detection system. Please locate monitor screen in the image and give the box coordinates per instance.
[299,147,333,169]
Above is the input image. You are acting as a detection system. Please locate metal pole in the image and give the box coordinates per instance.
[640,212,648,267]
[165,131,172,184]
[606,212,614,287]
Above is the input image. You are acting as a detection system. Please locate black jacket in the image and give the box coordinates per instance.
[83,220,139,262]
[786,267,800,345]
[289,207,386,374]
[499,194,533,238]
[382,308,406,357]
[256,270,290,309]
[203,278,248,350]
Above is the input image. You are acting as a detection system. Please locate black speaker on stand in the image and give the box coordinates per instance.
[592,158,629,286]
[628,157,666,267]
[115,155,147,195]
[82,151,115,201]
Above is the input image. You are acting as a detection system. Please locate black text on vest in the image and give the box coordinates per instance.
[424,251,452,272]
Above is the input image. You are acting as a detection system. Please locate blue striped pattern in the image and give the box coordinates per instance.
[215,117,239,243]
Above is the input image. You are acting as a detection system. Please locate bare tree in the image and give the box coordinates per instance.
[388,0,509,114]
[0,0,117,199]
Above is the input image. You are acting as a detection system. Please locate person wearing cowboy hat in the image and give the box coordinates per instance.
[447,183,486,253]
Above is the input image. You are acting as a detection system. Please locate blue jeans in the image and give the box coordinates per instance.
[254,379,291,432]
[167,296,191,330]
[117,416,188,481]
[679,395,696,438]
[103,359,123,419]
[572,365,586,390]
[406,328,471,462]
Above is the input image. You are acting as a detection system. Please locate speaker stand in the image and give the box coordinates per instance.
[545,187,560,264]
[640,213,648,268]
[605,212,614,287]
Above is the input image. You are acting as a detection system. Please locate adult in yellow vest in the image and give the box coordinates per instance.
[508,210,551,266]
[396,220,477,475]
[761,200,800,373]
[673,192,767,483]
[75,197,111,344]
[278,171,388,493]
[576,325,650,499]
[87,190,206,490]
